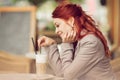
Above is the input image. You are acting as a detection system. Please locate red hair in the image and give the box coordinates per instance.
[52,3,111,57]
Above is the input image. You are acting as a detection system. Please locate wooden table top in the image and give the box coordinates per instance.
[0,73,64,80]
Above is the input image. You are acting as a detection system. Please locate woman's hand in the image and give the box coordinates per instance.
[61,30,77,43]
[37,36,56,47]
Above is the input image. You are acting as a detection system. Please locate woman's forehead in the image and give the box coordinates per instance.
[53,18,65,23]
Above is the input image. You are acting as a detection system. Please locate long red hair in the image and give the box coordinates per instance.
[52,3,110,57]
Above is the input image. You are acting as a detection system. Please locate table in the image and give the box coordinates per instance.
[0,73,64,80]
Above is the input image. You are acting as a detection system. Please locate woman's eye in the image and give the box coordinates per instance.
[56,24,59,27]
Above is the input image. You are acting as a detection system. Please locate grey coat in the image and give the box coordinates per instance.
[46,34,117,80]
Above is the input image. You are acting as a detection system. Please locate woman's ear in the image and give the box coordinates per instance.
[67,17,74,27]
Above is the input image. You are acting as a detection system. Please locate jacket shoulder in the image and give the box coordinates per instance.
[78,34,101,45]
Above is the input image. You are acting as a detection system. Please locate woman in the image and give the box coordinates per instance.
[38,3,116,80]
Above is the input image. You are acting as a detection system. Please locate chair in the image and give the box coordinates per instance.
[0,51,35,73]
[110,57,120,79]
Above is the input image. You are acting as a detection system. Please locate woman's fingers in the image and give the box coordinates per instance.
[61,30,77,43]
[72,31,77,41]
[68,31,75,42]
[37,36,56,47]
[37,36,45,47]
[62,32,67,42]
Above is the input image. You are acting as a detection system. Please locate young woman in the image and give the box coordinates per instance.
[37,3,116,80]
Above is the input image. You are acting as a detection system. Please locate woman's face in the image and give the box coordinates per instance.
[53,18,73,38]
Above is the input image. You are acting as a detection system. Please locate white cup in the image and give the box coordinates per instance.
[36,54,48,74]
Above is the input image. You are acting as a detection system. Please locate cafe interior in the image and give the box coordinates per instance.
[0,0,120,79]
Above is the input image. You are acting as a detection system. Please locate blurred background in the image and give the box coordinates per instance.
[0,0,119,77]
